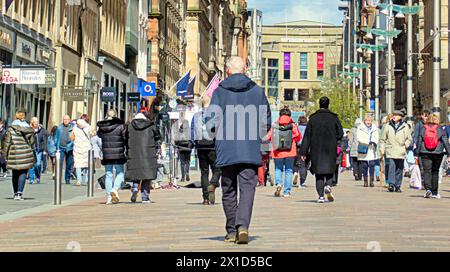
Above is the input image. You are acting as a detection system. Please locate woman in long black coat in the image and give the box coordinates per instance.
[300,97,343,203]
[125,111,161,203]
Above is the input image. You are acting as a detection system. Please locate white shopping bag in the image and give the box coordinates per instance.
[409,164,422,190]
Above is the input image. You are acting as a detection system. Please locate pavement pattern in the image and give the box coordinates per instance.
[0,171,450,252]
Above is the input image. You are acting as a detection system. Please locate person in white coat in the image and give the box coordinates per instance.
[71,114,92,186]
[357,115,380,187]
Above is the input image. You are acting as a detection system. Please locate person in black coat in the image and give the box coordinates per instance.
[126,111,161,204]
[97,109,127,205]
[0,119,8,177]
[300,97,344,203]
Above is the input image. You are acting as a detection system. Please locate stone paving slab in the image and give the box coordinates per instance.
[0,171,449,252]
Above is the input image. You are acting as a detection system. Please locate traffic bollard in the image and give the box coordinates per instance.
[87,150,95,197]
[54,150,62,205]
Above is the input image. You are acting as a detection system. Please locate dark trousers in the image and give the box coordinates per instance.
[421,153,444,195]
[296,156,309,185]
[59,149,74,183]
[361,160,376,178]
[221,164,258,235]
[42,153,47,173]
[351,157,362,179]
[12,169,28,194]
[178,150,191,179]
[332,164,339,186]
[198,149,221,199]
[387,158,404,189]
[315,174,334,197]
[0,161,6,173]
[131,180,151,201]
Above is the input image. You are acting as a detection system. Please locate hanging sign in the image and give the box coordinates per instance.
[127,92,141,102]
[317,52,324,71]
[101,87,117,102]
[1,68,20,84]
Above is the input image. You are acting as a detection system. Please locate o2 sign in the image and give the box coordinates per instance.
[139,80,156,97]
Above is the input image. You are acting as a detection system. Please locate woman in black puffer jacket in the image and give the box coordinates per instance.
[97,109,127,205]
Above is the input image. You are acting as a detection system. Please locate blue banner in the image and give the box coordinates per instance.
[176,72,191,97]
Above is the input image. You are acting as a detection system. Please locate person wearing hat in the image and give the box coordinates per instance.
[380,110,412,192]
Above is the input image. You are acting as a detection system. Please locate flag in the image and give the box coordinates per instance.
[183,75,195,99]
[205,74,221,97]
[176,71,191,97]
[5,0,14,11]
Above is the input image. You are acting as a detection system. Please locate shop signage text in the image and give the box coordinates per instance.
[39,70,57,88]
[16,36,35,62]
[20,69,46,84]
[127,92,141,102]
[1,68,20,84]
[101,87,117,102]
[63,88,85,102]
[0,26,14,52]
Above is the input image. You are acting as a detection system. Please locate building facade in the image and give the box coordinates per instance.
[0,0,57,128]
[261,20,343,112]
[247,8,263,85]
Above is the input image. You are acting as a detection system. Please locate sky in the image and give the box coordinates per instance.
[247,0,343,26]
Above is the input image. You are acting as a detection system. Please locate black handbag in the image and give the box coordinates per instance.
[97,174,106,190]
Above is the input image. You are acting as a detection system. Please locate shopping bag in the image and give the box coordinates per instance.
[409,164,422,190]
[97,174,106,190]
[406,150,415,165]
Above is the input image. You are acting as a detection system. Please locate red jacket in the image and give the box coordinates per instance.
[266,115,302,159]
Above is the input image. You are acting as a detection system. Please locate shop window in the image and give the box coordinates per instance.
[284,89,294,101]
[317,70,324,79]
[268,87,278,98]
[298,89,309,101]
[284,70,290,80]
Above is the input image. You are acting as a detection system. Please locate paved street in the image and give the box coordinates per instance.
[0,171,450,252]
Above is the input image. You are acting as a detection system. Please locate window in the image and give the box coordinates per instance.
[283,52,291,80]
[262,58,266,84]
[267,58,279,97]
[284,89,295,101]
[147,41,152,71]
[317,70,324,79]
[298,89,309,101]
[300,53,308,79]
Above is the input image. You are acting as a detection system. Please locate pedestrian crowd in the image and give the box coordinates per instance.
[1,57,450,244]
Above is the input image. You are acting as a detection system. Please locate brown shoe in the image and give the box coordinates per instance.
[364,177,368,187]
[202,199,210,205]
[369,177,374,187]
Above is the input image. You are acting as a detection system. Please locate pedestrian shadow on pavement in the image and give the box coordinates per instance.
[4,197,36,200]
[297,200,327,203]
[200,236,261,242]
[185,202,221,205]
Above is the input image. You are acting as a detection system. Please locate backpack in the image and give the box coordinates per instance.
[272,122,293,151]
[423,124,439,151]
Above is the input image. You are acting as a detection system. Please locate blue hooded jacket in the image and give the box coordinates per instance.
[207,73,271,167]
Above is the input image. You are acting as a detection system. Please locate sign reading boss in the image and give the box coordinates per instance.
[101,87,117,102]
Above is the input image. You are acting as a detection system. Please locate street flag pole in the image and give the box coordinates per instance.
[168,70,191,95]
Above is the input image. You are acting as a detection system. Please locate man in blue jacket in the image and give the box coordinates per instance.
[207,56,271,244]
[55,115,74,184]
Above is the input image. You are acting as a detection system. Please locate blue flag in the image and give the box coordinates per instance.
[183,75,195,99]
[176,71,191,97]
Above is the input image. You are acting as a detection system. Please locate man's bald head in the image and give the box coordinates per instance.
[226,56,247,76]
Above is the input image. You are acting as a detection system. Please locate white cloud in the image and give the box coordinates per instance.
[247,0,343,25]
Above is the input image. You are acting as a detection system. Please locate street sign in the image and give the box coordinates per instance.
[101,87,117,102]
[39,69,56,88]
[63,87,85,102]
[139,80,156,97]
[127,92,141,102]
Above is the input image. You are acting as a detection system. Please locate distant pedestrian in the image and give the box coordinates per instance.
[2,111,35,200]
[191,95,221,205]
[173,111,193,182]
[207,56,271,244]
[349,118,363,181]
[47,126,58,179]
[293,116,309,187]
[29,117,48,184]
[97,109,127,205]
[55,115,75,184]
[380,110,412,193]
[415,114,450,199]
[71,114,92,186]
[126,111,161,204]
[357,115,380,187]
[299,97,343,203]
[266,107,301,198]
[0,119,8,178]
[90,130,102,168]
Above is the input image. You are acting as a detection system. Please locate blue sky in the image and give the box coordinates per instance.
[247,0,343,26]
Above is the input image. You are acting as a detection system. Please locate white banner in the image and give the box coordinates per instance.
[1,68,46,84]
[19,69,46,84]
[1,68,20,84]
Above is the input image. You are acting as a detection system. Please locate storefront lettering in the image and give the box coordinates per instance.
[0,29,12,48]
[1,70,19,84]
[22,43,32,57]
